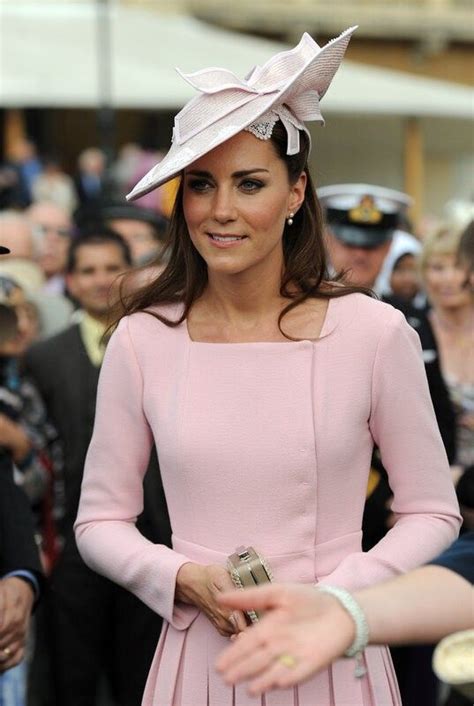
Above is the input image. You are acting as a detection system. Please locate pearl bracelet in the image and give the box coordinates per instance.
[316,585,369,678]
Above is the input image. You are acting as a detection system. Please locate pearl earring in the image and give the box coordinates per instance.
[287,212,294,226]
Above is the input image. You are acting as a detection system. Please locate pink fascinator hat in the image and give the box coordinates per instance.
[127,26,357,201]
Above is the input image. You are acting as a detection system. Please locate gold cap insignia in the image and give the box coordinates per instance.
[349,195,383,225]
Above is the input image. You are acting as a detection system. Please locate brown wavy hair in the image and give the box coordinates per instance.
[115,122,373,337]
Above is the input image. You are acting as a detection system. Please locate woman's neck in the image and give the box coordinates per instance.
[203,271,286,326]
[431,302,474,332]
[188,268,329,343]
[430,301,474,385]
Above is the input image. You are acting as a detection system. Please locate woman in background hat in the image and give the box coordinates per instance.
[75,28,460,706]
[0,276,60,570]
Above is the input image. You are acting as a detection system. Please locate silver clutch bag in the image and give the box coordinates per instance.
[227,546,274,623]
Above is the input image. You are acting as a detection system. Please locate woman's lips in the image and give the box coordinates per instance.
[207,233,248,248]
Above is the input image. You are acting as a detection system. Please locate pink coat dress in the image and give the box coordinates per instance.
[75,293,461,706]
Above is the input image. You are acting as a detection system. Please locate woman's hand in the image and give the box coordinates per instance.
[0,577,35,673]
[175,562,247,637]
[0,415,31,464]
[215,583,355,695]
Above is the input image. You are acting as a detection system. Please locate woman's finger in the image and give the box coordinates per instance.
[231,610,248,633]
[248,657,322,696]
[222,642,279,683]
[247,657,312,695]
[218,584,280,611]
[0,646,24,674]
[217,623,277,671]
[213,610,242,637]
[0,641,21,665]
[227,611,248,634]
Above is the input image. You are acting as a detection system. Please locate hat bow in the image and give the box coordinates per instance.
[172,30,356,153]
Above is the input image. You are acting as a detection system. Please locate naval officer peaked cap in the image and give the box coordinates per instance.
[318,183,413,248]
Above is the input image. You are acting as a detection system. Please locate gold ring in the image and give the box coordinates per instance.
[278,653,297,668]
[1,647,12,658]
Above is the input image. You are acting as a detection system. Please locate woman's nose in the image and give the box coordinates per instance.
[212,187,237,223]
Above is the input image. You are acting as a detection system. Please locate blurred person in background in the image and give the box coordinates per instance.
[0,245,43,706]
[0,164,26,211]
[128,147,165,214]
[0,448,43,706]
[0,276,57,507]
[101,201,168,266]
[319,184,411,290]
[0,211,47,298]
[0,299,45,505]
[376,230,424,308]
[385,249,420,304]
[7,139,42,208]
[26,202,73,296]
[0,265,72,343]
[421,226,474,475]
[453,222,474,576]
[31,156,78,215]
[0,211,36,261]
[26,229,171,706]
[26,228,132,552]
[112,143,142,197]
[112,144,178,217]
[320,184,456,467]
[379,230,457,467]
[74,148,107,207]
[0,211,74,340]
[0,275,60,572]
[458,220,474,291]
[0,275,40,352]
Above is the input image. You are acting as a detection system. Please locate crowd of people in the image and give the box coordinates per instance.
[0,139,173,706]
[0,25,472,706]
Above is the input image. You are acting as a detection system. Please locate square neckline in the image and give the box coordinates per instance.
[183,296,337,346]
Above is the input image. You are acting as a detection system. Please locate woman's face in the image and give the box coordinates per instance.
[182,131,306,281]
[1,287,39,355]
[389,253,420,301]
[423,251,471,311]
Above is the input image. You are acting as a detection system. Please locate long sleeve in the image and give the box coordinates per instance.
[320,308,461,591]
[74,317,195,629]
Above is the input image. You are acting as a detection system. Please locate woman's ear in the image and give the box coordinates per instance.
[289,171,307,216]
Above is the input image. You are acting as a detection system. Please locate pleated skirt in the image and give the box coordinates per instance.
[142,612,401,706]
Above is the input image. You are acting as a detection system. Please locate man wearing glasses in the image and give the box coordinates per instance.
[26,203,73,296]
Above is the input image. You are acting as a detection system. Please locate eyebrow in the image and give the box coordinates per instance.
[185,168,269,178]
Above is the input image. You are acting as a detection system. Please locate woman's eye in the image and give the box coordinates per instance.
[187,179,212,192]
[240,179,263,192]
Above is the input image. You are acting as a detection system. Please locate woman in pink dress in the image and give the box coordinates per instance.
[74,28,461,706]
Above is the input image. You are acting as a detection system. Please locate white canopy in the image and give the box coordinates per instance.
[1,2,473,118]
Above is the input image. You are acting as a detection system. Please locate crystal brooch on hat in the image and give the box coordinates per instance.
[245,111,280,141]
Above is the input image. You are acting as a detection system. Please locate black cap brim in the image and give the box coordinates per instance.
[330,224,394,248]
[100,202,167,231]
